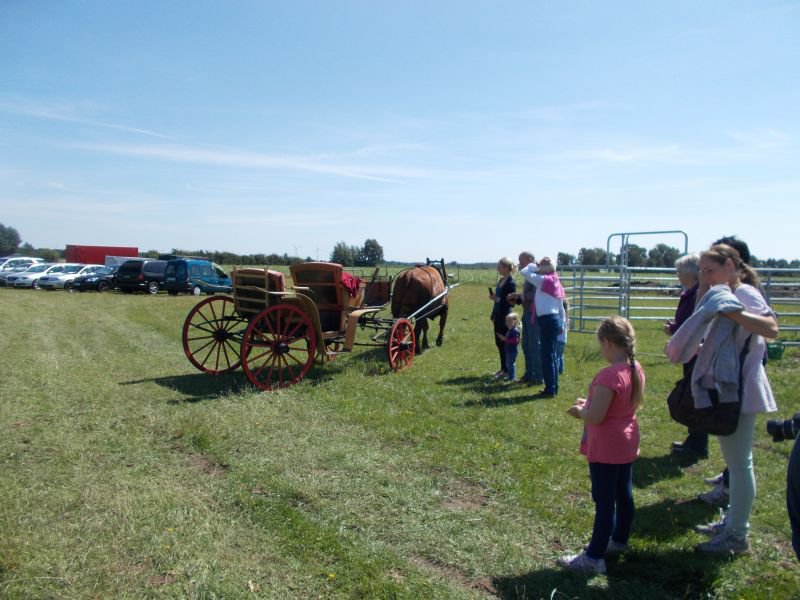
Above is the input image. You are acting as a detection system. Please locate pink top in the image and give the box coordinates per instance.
[734,284,777,414]
[579,362,644,464]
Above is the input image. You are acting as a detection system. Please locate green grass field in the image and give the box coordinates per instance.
[2,281,800,599]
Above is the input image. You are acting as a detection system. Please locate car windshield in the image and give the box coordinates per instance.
[27,264,50,273]
[94,267,114,275]
[48,265,66,274]
[62,265,83,274]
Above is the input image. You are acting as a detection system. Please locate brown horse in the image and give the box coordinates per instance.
[391,261,449,354]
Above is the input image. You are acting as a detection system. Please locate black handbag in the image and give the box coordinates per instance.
[667,337,751,436]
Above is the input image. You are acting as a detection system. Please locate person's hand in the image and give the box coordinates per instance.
[506,293,518,304]
[567,398,586,419]
[663,319,674,335]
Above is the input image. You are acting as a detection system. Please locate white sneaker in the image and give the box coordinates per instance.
[557,552,607,574]
[583,540,628,555]
[694,512,727,536]
[695,531,750,555]
[703,472,725,486]
[698,482,729,506]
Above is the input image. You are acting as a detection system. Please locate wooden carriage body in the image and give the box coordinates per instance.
[182,262,413,391]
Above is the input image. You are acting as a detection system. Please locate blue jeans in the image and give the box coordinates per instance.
[556,340,565,374]
[521,309,542,381]
[586,462,635,559]
[537,314,559,394]
[504,345,518,380]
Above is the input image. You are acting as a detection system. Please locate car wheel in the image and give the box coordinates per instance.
[192,285,202,296]
[65,282,74,292]
[147,281,160,295]
[97,281,111,293]
[32,281,39,290]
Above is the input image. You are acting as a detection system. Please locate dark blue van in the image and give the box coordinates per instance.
[164,258,232,296]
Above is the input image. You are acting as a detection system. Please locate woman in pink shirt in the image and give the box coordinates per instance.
[558,316,646,574]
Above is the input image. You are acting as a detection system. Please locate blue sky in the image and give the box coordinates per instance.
[1,1,798,263]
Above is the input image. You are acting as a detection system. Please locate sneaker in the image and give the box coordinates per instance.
[704,472,725,486]
[698,482,729,506]
[556,552,607,574]
[671,442,708,459]
[583,540,628,556]
[695,512,727,536]
[695,531,750,555]
[492,370,506,379]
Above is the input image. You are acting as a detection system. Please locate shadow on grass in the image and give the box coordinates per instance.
[634,497,719,542]
[491,548,730,599]
[120,372,249,402]
[441,375,554,408]
[633,451,704,488]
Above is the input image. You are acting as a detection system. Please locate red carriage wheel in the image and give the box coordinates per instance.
[387,318,415,371]
[182,296,245,374]
[240,304,317,391]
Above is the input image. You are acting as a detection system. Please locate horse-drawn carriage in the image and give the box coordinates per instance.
[181,259,456,390]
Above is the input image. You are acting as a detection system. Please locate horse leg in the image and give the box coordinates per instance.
[435,303,448,346]
[415,319,429,354]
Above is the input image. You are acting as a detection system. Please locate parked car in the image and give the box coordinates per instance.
[0,256,43,272]
[71,265,119,292]
[0,264,38,287]
[37,264,104,290]
[7,263,66,289]
[115,259,167,294]
[164,258,232,296]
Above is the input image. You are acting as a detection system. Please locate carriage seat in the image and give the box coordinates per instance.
[231,268,286,319]
[289,262,364,335]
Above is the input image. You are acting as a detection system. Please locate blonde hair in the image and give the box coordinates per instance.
[702,244,761,289]
[505,312,520,328]
[498,256,517,273]
[596,316,643,409]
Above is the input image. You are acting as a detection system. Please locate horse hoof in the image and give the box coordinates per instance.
[436,337,444,347]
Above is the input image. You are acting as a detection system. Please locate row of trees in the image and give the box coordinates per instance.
[1,223,387,268]
[556,244,800,268]
[558,243,683,268]
[5,221,800,268]
[329,239,384,267]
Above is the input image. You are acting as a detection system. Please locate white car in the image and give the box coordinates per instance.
[37,264,104,290]
[8,263,66,289]
[0,256,43,272]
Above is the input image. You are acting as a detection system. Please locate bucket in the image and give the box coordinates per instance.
[767,341,785,361]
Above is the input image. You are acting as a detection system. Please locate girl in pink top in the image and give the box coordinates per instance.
[557,316,646,574]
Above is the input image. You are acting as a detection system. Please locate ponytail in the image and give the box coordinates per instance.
[597,315,644,409]
[628,350,643,410]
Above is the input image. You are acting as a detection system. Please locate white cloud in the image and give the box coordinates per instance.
[0,98,173,139]
[71,142,434,183]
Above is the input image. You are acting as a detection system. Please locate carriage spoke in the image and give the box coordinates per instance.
[183,296,244,374]
[241,304,318,391]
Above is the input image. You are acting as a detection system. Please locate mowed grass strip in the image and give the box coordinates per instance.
[1,284,799,599]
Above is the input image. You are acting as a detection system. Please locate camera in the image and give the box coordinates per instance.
[767,412,800,442]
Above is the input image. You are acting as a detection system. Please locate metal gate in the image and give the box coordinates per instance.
[562,264,800,347]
